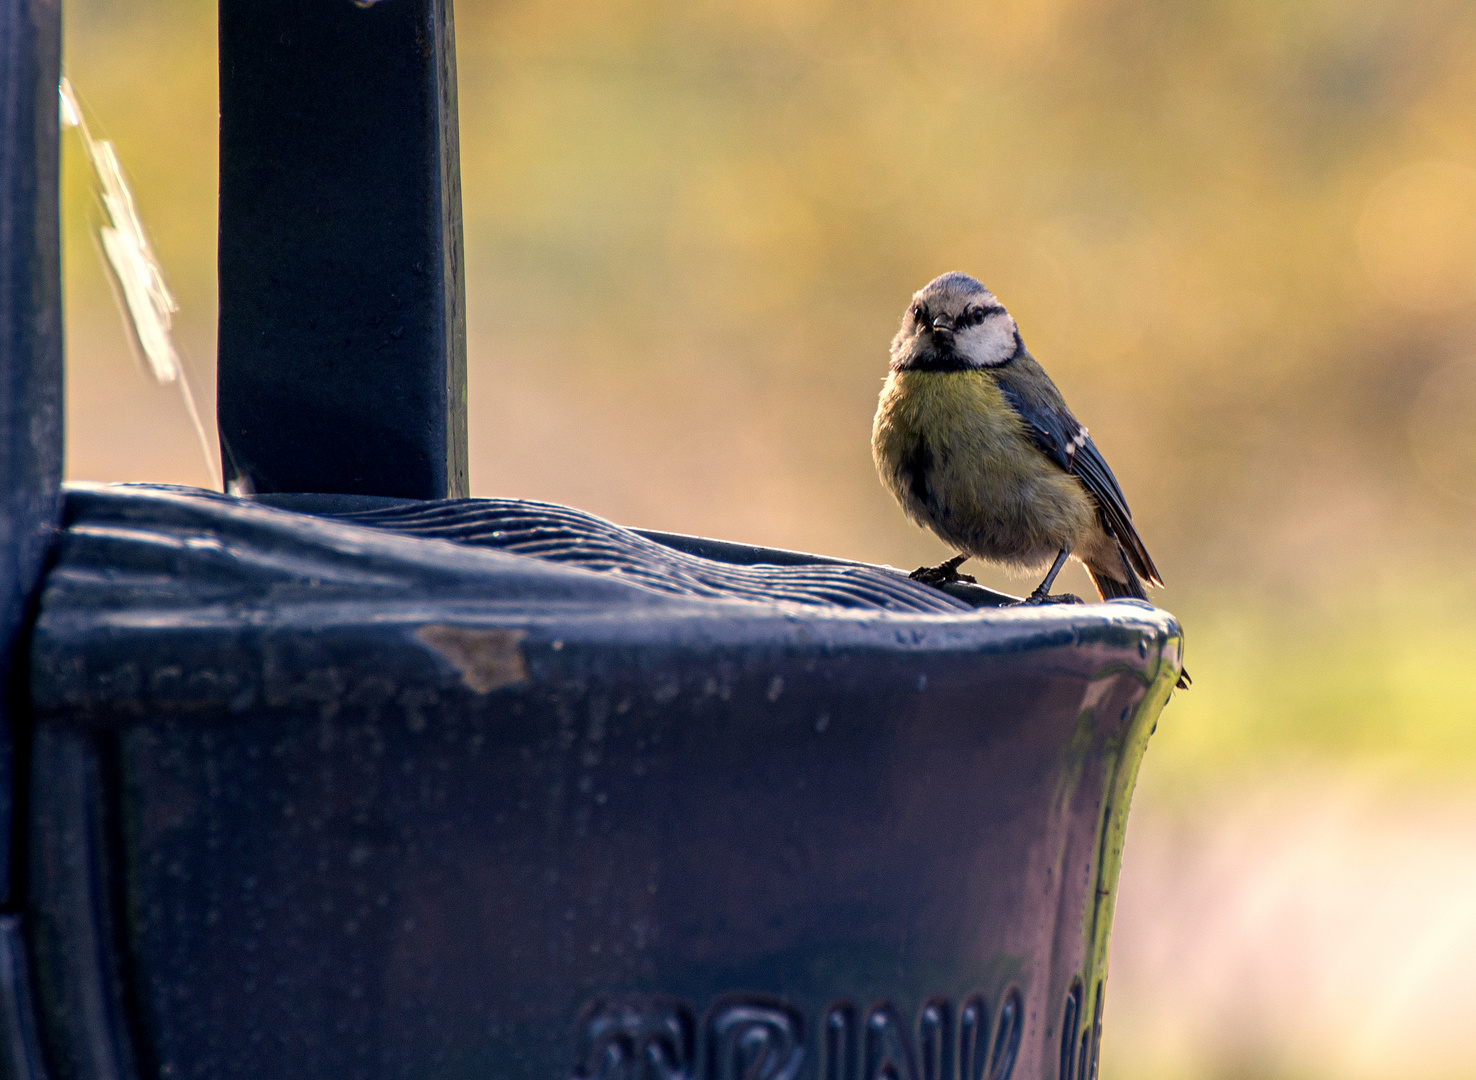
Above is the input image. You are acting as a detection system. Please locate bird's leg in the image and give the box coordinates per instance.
[1019,547,1082,605]
[909,553,977,586]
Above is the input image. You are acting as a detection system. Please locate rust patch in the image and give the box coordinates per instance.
[415,625,529,694]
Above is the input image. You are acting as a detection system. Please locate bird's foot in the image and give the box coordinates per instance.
[1016,591,1083,606]
[909,556,976,587]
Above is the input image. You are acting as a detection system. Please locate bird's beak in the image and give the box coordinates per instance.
[930,316,955,336]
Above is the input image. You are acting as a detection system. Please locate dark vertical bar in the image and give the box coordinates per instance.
[0,0,63,907]
[218,0,468,499]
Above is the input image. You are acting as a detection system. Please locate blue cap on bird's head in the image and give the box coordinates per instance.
[925,271,989,297]
[891,273,1021,372]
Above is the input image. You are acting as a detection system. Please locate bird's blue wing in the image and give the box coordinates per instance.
[995,381,1077,472]
[996,380,1163,587]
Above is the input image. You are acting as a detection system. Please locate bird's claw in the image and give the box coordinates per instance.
[909,564,977,587]
[1016,591,1083,606]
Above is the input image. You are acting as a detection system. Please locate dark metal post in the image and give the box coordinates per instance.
[217,0,468,499]
[0,0,63,907]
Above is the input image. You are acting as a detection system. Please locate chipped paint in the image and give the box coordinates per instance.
[415,625,529,694]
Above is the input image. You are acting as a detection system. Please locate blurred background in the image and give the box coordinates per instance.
[59,0,1476,1076]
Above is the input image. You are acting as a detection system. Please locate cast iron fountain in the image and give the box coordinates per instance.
[0,3,1184,1079]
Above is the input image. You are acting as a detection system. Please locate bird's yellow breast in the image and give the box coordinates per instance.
[874,369,1026,468]
[871,369,1095,567]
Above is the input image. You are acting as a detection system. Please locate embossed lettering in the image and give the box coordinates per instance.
[864,1003,917,1080]
[704,996,806,1080]
[917,998,953,1080]
[957,995,990,1080]
[573,996,696,1080]
[823,1002,858,1080]
[1085,982,1102,1080]
[568,990,1024,1080]
[1058,982,1082,1080]
[988,990,1022,1080]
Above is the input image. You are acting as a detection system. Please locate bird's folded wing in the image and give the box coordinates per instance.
[996,381,1163,587]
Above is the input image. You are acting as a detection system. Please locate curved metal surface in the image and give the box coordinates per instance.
[262,493,1010,612]
[25,484,1183,1080]
[0,915,50,1080]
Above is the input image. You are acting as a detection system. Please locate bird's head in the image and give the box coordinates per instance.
[889,272,1022,372]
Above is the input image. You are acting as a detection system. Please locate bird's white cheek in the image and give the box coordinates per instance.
[963,317,1017,367]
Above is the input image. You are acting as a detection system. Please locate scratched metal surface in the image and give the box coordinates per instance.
[25,484,1183,1080]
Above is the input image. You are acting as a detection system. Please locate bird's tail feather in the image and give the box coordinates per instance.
[1088,548,1191,690]
[1088,562,1148,602]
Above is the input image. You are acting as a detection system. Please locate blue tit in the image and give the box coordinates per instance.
[873,272,1188,686]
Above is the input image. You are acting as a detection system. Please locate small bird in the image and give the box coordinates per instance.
[872,272,1188,686]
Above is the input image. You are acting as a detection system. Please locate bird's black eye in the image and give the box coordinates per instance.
[963,307,981,326]
[911,303,929,326]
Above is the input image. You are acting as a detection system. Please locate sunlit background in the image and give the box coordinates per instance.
[60,0,1476,1076]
